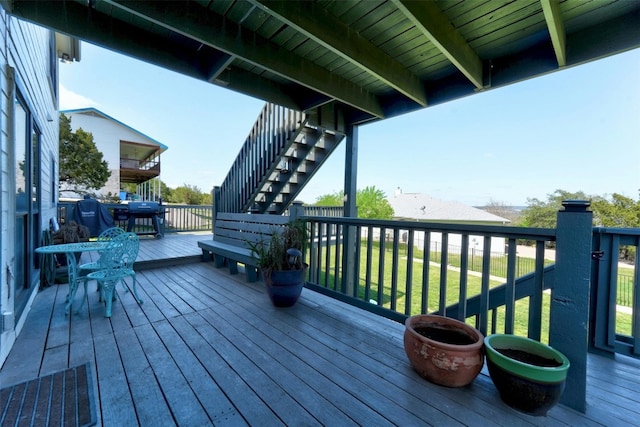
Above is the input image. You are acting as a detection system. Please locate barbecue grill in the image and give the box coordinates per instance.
[127,201,164,238]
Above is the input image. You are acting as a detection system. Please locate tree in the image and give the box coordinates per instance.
[169,184,208,205]
[314,191,344,206]
[313,186,394,219]
[518,190,594,228]
[202,190,213,206]
[591,193,640,228]
[59,113,110,195]
[121,179,173,202]
[120,183,137,195]
[159,180,173,202]
[357,186,394,219]
[518,189,640,229]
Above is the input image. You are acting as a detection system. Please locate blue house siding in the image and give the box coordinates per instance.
[0,11,59,365]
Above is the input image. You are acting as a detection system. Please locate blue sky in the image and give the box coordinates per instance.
[60,43,639,207]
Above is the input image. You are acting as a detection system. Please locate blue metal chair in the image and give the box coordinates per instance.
[87,232,142,317]
[78,226,125,273]
[75,227,125,311]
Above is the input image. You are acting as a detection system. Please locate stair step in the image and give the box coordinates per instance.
[218,102,345,214]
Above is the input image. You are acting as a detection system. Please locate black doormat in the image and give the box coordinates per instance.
[0,363,96,426]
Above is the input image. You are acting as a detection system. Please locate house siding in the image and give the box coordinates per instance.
[64,111,165,199]
[0,11,58,365]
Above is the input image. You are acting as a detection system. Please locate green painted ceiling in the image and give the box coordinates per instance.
[9,0,640,126]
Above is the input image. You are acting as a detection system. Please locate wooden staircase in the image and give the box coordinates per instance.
[218,103,345,214]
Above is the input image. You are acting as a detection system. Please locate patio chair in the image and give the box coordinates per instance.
[87,232,142,317]
[76,226,125,307]
[79,226,125,270]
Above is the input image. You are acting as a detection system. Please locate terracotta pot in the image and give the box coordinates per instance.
[263,264,307,307]
[484,334,570,416]
[403,314,484,387]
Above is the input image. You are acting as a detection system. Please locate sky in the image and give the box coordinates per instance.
[60,42,640,207]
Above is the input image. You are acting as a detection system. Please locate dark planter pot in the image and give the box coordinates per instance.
[484,334,570,416]
[53,237,89,283]
[403,314,484,387]
[263,265,307,307]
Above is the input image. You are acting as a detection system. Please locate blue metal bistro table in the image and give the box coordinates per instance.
[36,241,111,314]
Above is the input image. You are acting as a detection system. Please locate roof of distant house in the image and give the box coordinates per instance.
[61,107,168,152]
[389,189,510,224]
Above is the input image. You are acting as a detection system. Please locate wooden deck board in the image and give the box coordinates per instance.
[135,322,213,425]
[207,305,382,426]
[94,331,138,426]
[164,316,246,424]
[114,327,175,426]
[216,303,456,426]
[1,233,639,426]
[179,312,281,426]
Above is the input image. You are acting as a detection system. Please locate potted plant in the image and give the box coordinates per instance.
[484,334,570,416]
[52,220,91,245]
[250,219,308,307]
[403,314,484,387]
[51,220,91,283]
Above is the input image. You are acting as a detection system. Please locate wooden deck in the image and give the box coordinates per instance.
[1,233,639,426]
[135,231,209,269]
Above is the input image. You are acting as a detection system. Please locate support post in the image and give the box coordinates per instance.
[213,186,220,229]
[550,200,592,412]
[341,124,358,295]
[289,201,304,221]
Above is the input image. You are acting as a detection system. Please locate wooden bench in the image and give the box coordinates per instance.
[197,212,291,282]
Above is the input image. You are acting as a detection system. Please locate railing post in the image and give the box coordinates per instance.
[213,186,220,230]
[342,124,358,295]
[550,200,592,412]
[289,200,304,221]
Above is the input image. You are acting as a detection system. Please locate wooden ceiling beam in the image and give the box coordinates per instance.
[541,0,567,67]
[10,0,303,111]
[207,53,236,83]
[103,0,384,118]
[250,0,427,107]
[392,0,484,89]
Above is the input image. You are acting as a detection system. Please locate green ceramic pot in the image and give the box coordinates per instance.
[484,334,570,416]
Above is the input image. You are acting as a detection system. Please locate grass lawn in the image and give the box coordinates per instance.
[315,240,635,342]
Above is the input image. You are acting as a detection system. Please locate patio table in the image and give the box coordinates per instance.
[36,241,112,314]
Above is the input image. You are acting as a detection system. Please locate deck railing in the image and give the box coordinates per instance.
[302,215,558,341]
[300,209,639,359]
[591,227,640,358]
[57,202,341,234]
[301,205,344,217]
[162,204,212,232]
[57,202,213,233]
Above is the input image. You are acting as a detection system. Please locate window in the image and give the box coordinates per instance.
[13,91,42,317]
[48,31,58,101]
[51,155,56,206]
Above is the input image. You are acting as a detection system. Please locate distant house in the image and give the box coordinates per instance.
[385,188,511,255]
[62,108,168,200]
[389,188,510,225]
